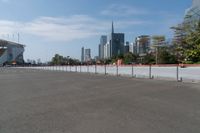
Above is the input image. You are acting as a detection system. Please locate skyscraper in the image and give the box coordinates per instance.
[104,43,111,59]
[81,47,84,63]
[109,22,125,57]
[124,41,130,54]
[99,35,107,59]
[85,49,91,62]
[135,35,150,56]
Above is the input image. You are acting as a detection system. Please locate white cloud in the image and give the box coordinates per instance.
[101,4,149,17]
[0,15,147,42]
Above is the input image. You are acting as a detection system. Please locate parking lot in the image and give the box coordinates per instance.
[0,68,200,133]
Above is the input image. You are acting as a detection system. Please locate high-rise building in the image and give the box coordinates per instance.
[104,43,111,59]
[135,35,151,56]
[99,35,107,59]
[184,0,200,24]
[124,41,130,54]
[129,43,134,54]
[81,47,84,63]
[109,22,125,57]
[129,43,137,54]
[85,49,91,62]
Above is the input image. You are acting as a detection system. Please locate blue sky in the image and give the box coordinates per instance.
[0,0,191,62]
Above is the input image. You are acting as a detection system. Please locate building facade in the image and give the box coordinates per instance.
[104,43,111,59]
[184,0,200,25]
[81,47,84,63]
[124,41,130,54]
[129,43,137,55]
[135,35,151,56]
[98,35,107,59]
[0,39,25,65]
[109,22,125,57]
[85,49,91,62]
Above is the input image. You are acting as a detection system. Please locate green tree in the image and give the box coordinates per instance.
[158,47,177,64]
[172,21,200,63]
[185,22,200,63]
[51,54,80,65]
[142,54,155,64]
[51,54,63,65]
[171,23,191,63]
[123,52,138,64]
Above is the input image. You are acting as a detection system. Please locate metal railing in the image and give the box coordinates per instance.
[14,64,200,83]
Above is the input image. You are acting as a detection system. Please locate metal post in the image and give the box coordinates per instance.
[177,65,179,81]
[95,64,97,74]
[80,65,82,72]
[76,65,77,72]
[116,64,118,76]
[70,65,71,72]
[87,65,89,73]
[156,47,158,65]
[132,64,134,78]
[149,65,152,79]
[105,64,107,75]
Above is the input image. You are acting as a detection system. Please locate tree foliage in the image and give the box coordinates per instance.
[123,52,138,64]
[185,22,200,63]
[172,21,200,63]
[51,54,80,65]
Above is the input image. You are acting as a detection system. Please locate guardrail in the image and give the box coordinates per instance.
[15,64,200,83]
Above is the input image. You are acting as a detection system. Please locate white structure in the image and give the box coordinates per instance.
[0,39,25,65]
[104,43,111,59]
[192,0,200,7]
[99,35,107,59]
[184,0,200,24]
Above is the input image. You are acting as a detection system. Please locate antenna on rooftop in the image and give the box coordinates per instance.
[112,21,114,34]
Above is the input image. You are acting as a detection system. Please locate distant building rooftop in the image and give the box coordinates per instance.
[0,39,25,47]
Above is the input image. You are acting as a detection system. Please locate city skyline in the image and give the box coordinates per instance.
[0,0,191,61]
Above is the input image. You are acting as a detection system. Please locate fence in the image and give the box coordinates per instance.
[18,64,200,83]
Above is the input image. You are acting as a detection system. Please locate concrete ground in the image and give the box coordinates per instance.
[0,68,200,133]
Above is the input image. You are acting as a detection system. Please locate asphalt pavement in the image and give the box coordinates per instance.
[0,68,200,133]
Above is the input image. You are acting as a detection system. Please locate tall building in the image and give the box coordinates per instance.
[135,35,150,56]
[109,22,125,57]
[124,41,130,54]
[184,0,200,24]
[104,43,111,59]
[85,49,91,62]
[0,39,25,65]
[81,47,84,63]
[98,35,107,59]
[129,43,137,54]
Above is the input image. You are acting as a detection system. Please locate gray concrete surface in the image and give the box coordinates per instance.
[0,68,200,133]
